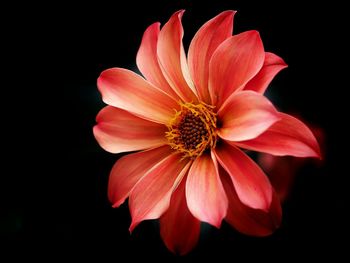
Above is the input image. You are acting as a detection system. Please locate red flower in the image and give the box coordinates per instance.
[93,10,321,255]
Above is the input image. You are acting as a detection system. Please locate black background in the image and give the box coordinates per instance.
[2,0,347,260]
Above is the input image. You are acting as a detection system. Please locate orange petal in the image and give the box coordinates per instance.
[218,91,280,142]
[234,113,321,158]
[186,153,228,228]
[97,68,179,124]
[209,31,265,108]
[244,52,287,94]
[108,146,173,208]
[160,177,200,255]
[129,154,191,232]
[188,11,236,103]
[136,23,180,100]
[157,10,198,102]
[214,142,272,211]
[93,106,168,153]
[220,167,282,236]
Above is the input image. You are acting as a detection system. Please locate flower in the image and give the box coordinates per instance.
[93,10,321,255]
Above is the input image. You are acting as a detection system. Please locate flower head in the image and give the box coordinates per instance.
[93,10,321,255]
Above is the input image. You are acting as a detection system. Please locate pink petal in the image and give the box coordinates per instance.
[244,52,288,94]
[129,154,191,232]
[234,113,321,158]
[188,11,236,103]
[93,106,168,153]
[97,68,179,124]
[136,23,180,100]
[209,31,265,108]
[160,177,201,255]
[214,142,272,211]
[157,10,198,102]
[186,153,228,228]
[220,167,281,236]
[108,146,173,208]
[217,91,280,141]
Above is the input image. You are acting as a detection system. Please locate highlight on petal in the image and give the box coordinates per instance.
[188,10,236,103]
[136,22,180,99]
[129,154,191,232]
[157,10,198,102]
[209,30,265,108]
[220,167,282,236]
[160,177,201,255]
[244,52,287,94]
[218,91,280,142]
[97,68,179,124]
[214,142,272,211]
[93,106,168,153]
[108,146,173,208]
[234,113,321,158]
[186,153,228,228]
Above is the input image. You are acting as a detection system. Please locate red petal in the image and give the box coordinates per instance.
[186,153,228,228]
[108,146,173,208]
[218,91,280,142]
[93,106,167,153]
[220,167,282,236]
[209,30,265,108]
[129,154,191,232]
[136,23,180,100]
[157,10,198,102]
[244,52,287,94]
[234,113,321,158]
[188,11,236,103]
[97,68,179,124]
[160,177,200,255]
[214,142,272,211]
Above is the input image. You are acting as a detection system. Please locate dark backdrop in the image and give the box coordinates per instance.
[2,0,346,261]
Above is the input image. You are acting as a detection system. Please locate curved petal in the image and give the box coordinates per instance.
[136,22,180,99]
[217,91,280,142]
[186,153,228,228]
[157,10,198,102]
[220,167,281,236]
[160,177,200,255]
[234,113,321,158]
[97,68,179,124]
[209,30,265,109]
[108,146,173,208]
[244,52,288,94]
[129,154,191,232]
[93,106,168,153]
[188,11,236,103]
[214,142,272,211]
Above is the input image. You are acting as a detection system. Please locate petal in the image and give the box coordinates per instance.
[188,11,236,103]
[93,106,168,153]
[234,113,321,158]
[108,146,173,208]
[214,142,272,211]
[244,52,288,94]
[209,31,265,108]
[258,154,302,202]
[97,68,179,124]
[220,167,281,236]
[136,23,180,99]
[157,10,198,102]
[160,177,201,255]
[186,153,228,228]
[129,154,191,232]
[217,91,280,141]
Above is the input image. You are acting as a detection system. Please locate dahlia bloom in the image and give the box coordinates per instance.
[94,10,320,255]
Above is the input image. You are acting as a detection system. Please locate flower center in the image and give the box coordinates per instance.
[166,102,217,159]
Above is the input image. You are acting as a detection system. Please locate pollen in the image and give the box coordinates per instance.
[166,102,217,159]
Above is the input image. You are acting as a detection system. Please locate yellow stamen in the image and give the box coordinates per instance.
[166,101,217,159]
